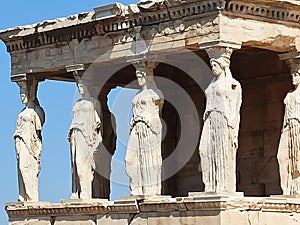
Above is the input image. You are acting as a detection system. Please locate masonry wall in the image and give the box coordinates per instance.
[232,49,291,196]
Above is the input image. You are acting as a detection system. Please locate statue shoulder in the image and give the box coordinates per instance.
[284,90,299,100]
[148,88,164,101]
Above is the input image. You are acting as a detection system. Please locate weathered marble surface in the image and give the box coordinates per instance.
[278,58,300,195]
[125,65,164,196]
[0,0,299,77]
[14,79,45,202]
[199,47,242,193]
[6,196,300,225]
[68,79,102,199]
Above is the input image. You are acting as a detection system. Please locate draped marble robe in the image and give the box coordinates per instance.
[278,89,300,195]
[126,82,164,196]
[14,103,44,202]
[199,59,242,193]
[69,95,102,199]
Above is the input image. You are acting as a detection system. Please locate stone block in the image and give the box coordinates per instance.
[55,215,96,225]
[97,214,131,225]
[9,218,50,225]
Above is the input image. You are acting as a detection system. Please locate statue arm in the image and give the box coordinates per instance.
[34,111,42,135]
[154,89,164,116]
[31,111,43,160]
[232,82,242,147]
[224,80,242,147]
[296,94,300,122]
[227,80,242,127]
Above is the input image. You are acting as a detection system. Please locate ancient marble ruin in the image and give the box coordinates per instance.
[199,47,242,194]
[14,78,45,202]
[68,77,102,200]
[277,55,300,196]
[0,0,300,224]
[125,61,164,196]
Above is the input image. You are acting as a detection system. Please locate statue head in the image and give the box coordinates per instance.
[136,67,147,87]
[210,59,224,77]
[207,47,233,79]
[291,68,300,87]
[210,57,233,79]
[20,88,29,104]
[77,79,91,98]
[136,67,157,88]
[17,79,38,105]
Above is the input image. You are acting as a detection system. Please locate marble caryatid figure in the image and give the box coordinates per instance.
[68,79,102,199]
[14,79,45,202]
[125,64,164,196]
[199,47,242,193]
[277,61,300,195]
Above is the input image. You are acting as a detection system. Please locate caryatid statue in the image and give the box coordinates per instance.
[125,62,164,196]
[68,78,102,199]
[277,56,300,195]
[199,47,242,193]
[14,78,45,202]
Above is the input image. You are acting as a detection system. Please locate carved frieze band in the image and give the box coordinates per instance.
[5,0,299,53]
[6,198,300,218]
[226,0,300,23]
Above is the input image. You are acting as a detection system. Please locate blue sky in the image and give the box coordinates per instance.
[0,0,137,223]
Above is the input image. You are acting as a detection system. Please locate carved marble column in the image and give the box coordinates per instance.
[126,56,164,196]
[12,74,45,202]
[66,64,103,199]
[277,52,300,196]
[198,45,242,194]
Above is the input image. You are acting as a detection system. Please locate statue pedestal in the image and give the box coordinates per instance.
[6,197,300,225]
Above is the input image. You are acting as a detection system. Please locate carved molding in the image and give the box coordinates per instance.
[225,0,300,24]
[6,202,110,218]
[1,0,299,54]
[127,53,161,70]
[6,197,300,218]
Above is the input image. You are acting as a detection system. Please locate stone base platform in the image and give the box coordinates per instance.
[6,196,300,224]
